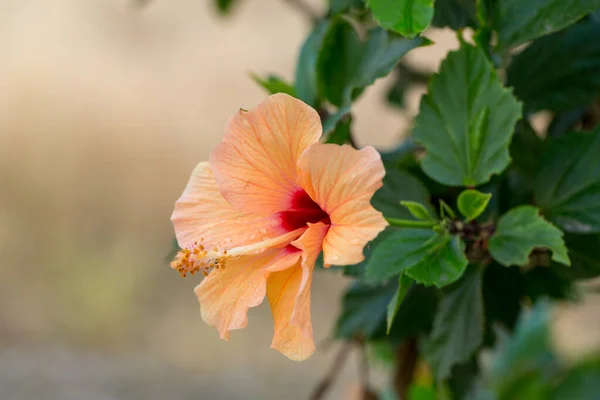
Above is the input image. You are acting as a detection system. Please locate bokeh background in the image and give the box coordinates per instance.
[0,1,460,398]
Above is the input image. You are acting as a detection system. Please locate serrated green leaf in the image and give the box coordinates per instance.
[295,21,329,107]
[368,0,435,37]
[386,273,413,333]
[507,19,600,113]
[364,229,468,287]
[432,0,476,30]
[534,128,600,233]
[489,206,570,267]
[250,74,296,97]
[372,167,432,220]
[457,189,492,222]
[335,280,397,339]
[329,0,364,14]
[318,20,430,107]
[492,0,600,50]
[412,42,522,187]
[422,267,484,381]
[401,201,435,221]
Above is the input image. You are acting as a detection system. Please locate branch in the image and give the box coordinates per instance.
[283,0,319,23]
[393,338,419,399]
[310,342,353,400]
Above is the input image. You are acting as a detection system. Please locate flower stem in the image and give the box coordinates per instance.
[386,218,437,229]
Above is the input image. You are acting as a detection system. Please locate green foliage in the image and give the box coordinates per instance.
[214,0,237,14]
[422,267,484,381]
[207,2,600,397]
[386,273,412,333]
[457,189,492,222]
[534,128,600,234]
[368,0,435,37]
[412,42,523,187]
[488,206,570,267]
[335,280,397,339]
[490,0,600,50]
[365,228,468,287]
[251,74,296,96]
[318,20,430,107]
[295,21,329,107]
[507,19,600,113]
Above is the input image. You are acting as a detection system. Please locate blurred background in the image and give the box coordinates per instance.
[0,0,459,398]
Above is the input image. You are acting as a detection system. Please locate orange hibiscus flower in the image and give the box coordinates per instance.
[170,93,388,361]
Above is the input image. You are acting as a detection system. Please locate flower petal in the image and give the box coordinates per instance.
[297,144,388,266]
[210,93,322,216]
[267,222,329,361]
[171,162,287,250]
[195,246,301,340]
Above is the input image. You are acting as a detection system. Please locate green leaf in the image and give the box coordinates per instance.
[386,273,413,333]
[250,74,296,96]
[401,201,435,221]
[408,384,437,400]
[486,299,556,398]
[322,104,351,136]
[412,42,523,187]
[329,0,364,14]
[507,19,600,113]
[325,114,353,144]
[432,0,476,30]
[318,20,430,107]
[215,0,237,14]
[422,267,484,381]
[364,229,468,287]
[372,167,432,220]
[492,0,600,50]
[295,21,329,107]
[534,128,600,233]
[368,0,435,37]
[557,234,600,279]
[457,189,492,222]
[488,206,570,267]
[335,280,397,339]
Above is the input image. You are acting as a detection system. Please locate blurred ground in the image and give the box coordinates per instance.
[0,1,458,399]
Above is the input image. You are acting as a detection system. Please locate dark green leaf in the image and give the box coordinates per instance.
[492,0,600,50]
[250,74,296,96]
[368,0,435,37]
[330,0,364,14]
[322,104,351,135]
[388,284,438,341]
[295,21,329,107]
[432,0,477,30]
[535,128,600,233]
[422,267,484,381]
[486,300,557,399]
[325,114,353,144]
[386,273,413,333]
[412,42,522,187]
[551,362,600,400]
[556,234,600,279]
[372,167,432,219]
[364,229,468,287]
[215,0,237,14]
[335,280,397,339]
[488,206,570,267]
[457,189,492,221]
[507,19,600,113]
[318,20,430,107]
[401,201,435,221]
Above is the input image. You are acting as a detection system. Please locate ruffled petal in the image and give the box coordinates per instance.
[195,246,301,340]
[297,144,388,266]
[267,222,329,361]
[171,161,290,250]
[210,93,322,216]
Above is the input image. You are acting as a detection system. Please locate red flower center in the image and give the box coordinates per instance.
[279,190,330,231]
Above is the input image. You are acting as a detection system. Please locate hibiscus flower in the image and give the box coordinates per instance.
[170,93,387,360]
